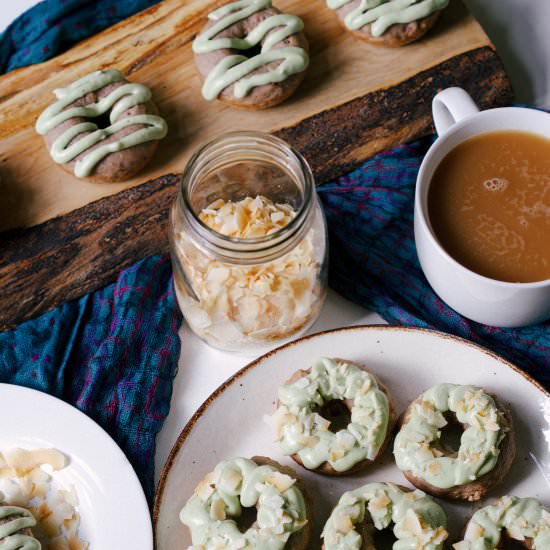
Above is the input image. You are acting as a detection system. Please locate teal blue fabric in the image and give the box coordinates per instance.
[0,256,182,502]
[0,0,161,73]
[317,140,550,389]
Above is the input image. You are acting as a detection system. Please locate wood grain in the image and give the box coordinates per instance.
[0,0,513,329]
[0,46,513,330]
[1,0,492,231]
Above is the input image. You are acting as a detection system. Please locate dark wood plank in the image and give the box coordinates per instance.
[0,46,513,330]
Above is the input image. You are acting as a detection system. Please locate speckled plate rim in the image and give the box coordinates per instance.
[152,324,549,534]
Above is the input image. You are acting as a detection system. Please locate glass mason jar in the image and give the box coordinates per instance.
[169,131,328,355]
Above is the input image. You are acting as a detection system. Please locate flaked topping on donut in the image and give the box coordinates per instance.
[0,448,87,549]
[193,0,309,100]
[322,482,448,550]
[394,383,508,489]
[174,196,321,346]
[327,0,449,35]
[35,68,167,178]
[267,358,390,472]
[0,505,40,549]
[180,457,308,550]
[454,496,550,549]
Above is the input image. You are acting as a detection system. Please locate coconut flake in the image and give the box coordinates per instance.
[174,196,322,348]
[0,447,87,548]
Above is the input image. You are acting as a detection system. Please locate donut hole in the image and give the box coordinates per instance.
[235,505,258,533]
[241,43,263,59]
[317,399,351,433]
[372,526,398,547]
[92,111,113,130]
[439,412,465,455]
[502,532,529,549]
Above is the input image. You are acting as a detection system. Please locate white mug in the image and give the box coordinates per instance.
[414,87,550,327]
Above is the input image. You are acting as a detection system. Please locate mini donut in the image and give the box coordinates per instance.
[454,496,550,549]
[327,0,449,47]
[0,504,40,549]
[35,68,167,182]
[180,456,311,549]
[193,0,309,109]
[322,482,448,549]
[268,357,396,475]
[394,383,515,501]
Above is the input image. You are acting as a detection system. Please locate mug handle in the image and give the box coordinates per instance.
[432,87,480,136]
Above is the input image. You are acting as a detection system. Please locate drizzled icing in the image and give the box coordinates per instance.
[394,383,508,489]
[0,506,40,550]
[268,357,390,472]
[322,483,448,550]
[180,457,308,550]
[453,496,550,550]
[35,68,167,178]
[193,0,309,100]
[327,0,449,36]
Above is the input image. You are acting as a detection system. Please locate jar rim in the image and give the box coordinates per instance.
[179,130,314,250]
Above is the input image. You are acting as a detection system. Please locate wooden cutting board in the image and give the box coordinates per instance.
[0,0,512,330]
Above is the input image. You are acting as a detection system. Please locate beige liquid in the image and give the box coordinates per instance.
[428,131,550,283]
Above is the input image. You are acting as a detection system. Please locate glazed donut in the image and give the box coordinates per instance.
[322,482,448,549]
[180,456,311,550]
[35,68,167,182]
[394,383,515,501]
[0,505,40,549]
[327,0,449,47]
[268,357,396,475]
[454,496,550,549]
[193,0,309,109]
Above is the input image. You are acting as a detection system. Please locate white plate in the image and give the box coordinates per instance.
[0,384,153,549]
[154,326,550,548]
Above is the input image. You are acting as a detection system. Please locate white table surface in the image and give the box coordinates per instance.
[2,0,550,485]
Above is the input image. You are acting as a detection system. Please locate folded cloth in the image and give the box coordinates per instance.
[0,256,182,502]
[318,138,550,389]
[0,0,161,73]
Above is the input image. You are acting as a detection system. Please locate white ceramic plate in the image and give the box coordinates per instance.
[0,384,153,549]
[154,326,550,548]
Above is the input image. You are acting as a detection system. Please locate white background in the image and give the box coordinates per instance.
[2,0,550,482]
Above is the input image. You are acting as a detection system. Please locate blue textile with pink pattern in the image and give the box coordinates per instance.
[0,0,548,503]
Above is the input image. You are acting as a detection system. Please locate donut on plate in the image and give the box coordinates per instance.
[327,0,449,47]
[180,456,311,550]
[268,357,396,475]
[394,383,515,501]
[35,68,167,182]
[193,0,309,109]
[0,504,40,549]
[454,496,550,549]
[322,482,448,549]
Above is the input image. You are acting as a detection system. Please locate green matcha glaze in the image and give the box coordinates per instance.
[326,0,449,36]
[394,383,508,489]
[0,506,40,550]
[193,0,309,100]
[454,496,550,550]
[180,457,308,549]
[35,69,167,177]
[322,482,448,550]
[270,357,390,472]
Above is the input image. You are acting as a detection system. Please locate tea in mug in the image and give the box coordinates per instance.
[428,130,550,283]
